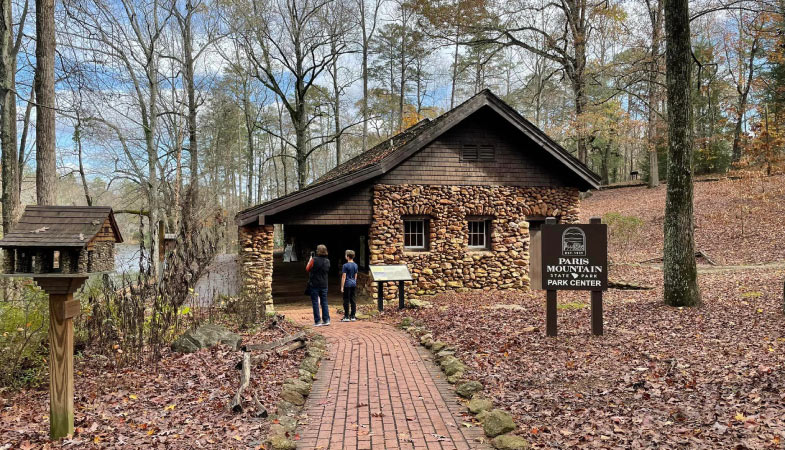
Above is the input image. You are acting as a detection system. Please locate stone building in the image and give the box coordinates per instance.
[236,90,600,311]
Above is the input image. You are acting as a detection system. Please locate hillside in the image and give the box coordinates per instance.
[580,174,785,265]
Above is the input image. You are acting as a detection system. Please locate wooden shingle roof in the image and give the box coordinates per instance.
[0,206,124,248]
[236,89,601,226]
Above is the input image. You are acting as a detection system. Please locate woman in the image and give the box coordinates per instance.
[306,244,330,326]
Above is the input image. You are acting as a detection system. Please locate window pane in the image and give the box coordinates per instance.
[468,220,487,248]
[404,219,426,249]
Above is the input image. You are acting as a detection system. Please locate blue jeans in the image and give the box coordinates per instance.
[310,287,329,324]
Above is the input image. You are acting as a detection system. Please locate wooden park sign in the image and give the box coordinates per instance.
[0,206,122,439]
[369,264,413,311]
[535,217,608,336]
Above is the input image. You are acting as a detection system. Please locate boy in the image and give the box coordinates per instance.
[341,250,359,322]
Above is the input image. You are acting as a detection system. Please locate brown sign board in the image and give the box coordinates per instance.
[540,223,608,291]
[370,265,413,282]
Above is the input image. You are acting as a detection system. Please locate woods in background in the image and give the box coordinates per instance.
[0,0,782,252]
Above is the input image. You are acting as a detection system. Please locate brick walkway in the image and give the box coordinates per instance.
[282,307,491,450]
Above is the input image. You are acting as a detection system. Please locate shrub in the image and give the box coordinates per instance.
[0,282,50,389]
[602,212,644,261]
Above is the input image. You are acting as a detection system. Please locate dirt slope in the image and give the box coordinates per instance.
[579,174,785,265]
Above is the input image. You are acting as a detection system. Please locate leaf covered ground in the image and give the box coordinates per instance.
[582,174,785,264]
[377,265,785,448]
[0,319,305,449]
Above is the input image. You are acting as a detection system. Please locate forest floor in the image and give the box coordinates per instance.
[370,175,785,448]
[581,173,785,265]
[0,317,305,449]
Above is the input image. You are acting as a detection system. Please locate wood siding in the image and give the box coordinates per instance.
[380,107,573,187]
[268,183,373,225]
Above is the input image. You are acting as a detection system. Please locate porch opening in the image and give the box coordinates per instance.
[271,224,372,306]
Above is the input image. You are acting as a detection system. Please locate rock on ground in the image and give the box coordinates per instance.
[171,323,241,353]
[491,434,530,450]
[456,380,483,399]
[483,409,516,437]
[468,396,493,414]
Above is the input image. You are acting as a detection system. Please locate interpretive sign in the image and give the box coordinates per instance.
[539,217,608,337]
[370,265,413,282]
[369,265,413,311]
[541,222,608,290]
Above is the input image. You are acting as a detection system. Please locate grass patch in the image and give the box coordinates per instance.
[741,291,763,298]
[557,302,589,310]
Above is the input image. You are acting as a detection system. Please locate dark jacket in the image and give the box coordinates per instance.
[308,256,330,289]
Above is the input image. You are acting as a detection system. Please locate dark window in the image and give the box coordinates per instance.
[468,219,492,249]
[461,144,495,161]
[404,218,429,250]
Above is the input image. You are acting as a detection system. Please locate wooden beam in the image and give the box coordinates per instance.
[48,294,74,439]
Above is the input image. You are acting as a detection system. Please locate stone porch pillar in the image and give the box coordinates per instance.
[238,224,275,314]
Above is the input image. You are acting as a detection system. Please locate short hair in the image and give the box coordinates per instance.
[345,249,355,259]
[316,244,328,256]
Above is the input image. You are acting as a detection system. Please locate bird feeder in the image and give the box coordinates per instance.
[0,206,123,439]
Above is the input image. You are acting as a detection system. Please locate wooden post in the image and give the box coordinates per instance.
[544,216,558,337]
[48,293,74,439]
[546,290,557,337]
[377,282,384,312]
[35,276,87,440]
[158,221,165,263]
[591,290,603,336]
[588,217,603,336]
[398,280,405,309]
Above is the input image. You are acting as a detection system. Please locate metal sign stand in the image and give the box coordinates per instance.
[369,265,413,312]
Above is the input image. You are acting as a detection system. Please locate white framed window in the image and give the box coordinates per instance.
[404,218,428,250]
[468,219,491,249]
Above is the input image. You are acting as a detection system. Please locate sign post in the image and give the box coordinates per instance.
[369,265,413,311]
[539,216,608,337]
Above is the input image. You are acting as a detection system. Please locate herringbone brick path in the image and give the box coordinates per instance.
[282,307,490,449]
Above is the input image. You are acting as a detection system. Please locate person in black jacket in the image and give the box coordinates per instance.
[306,244,331,326]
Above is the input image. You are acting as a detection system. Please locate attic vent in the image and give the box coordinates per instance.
[461,144,495,161]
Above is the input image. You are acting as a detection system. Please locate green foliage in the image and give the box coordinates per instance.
[603,212,644,261]
[0,282,50,389]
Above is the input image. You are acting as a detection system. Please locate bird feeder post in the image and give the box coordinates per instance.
[0,206,123,440]
[36,276,88,439]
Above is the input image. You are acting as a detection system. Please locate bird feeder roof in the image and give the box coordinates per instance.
[0,206,124,248]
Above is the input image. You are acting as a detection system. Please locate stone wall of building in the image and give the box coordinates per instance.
[88,242,115,273]
[368,184,579,300]
[238,224,275,313]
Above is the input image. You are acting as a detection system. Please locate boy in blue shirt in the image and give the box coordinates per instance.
[341,250,359,322]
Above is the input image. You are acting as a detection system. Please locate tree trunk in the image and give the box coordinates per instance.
[731,37,757,163]
[182,0,199,210]
[74,118,92,206]
[647,0,663,188]
[331,42,341,165]
[0,0,20,232]
[360,1,369,151]
[450,29,459,109]
[663,0,700,307]
[35,0,57,206]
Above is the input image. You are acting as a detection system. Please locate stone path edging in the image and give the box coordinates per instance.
[286,309,492,450]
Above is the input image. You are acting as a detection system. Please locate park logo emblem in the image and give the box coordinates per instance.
[561,227,586,256]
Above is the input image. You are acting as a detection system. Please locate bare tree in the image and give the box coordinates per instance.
[63,0,174,272]
[469,0,616,163]
[0,0,29,230]
[645,0,663,187]
[356,0,382,151]
[724,12,760,163]
[230,0,347,189]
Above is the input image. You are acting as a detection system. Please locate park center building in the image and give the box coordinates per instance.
[236,90,600,312]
